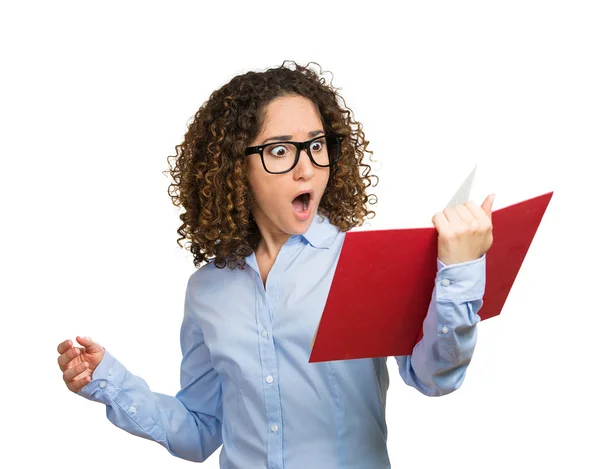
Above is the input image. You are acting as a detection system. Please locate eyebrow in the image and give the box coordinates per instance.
[261,129,324,145]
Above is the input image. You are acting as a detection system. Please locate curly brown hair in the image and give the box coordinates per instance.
[164,60,378,270]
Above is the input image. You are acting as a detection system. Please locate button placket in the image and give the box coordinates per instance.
[255,246,292,469]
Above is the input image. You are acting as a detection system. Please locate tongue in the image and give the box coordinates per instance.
[292,196,304,212]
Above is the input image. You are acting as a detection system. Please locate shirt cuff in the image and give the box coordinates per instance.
[77,348,127,402]
[435,253,486,303]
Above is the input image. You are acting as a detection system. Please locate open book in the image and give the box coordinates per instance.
[308,165,553,363]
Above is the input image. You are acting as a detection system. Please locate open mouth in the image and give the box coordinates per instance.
[292,192,311,213]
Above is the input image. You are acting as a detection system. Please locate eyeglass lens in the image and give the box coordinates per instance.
[262,135,340,173]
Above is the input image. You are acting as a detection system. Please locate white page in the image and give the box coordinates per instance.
[446,164,478,208]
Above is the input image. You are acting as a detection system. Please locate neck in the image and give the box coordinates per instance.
[251,206,293,260]
[256,230,291,260]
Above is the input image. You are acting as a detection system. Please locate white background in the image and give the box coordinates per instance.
[1,1,598,467]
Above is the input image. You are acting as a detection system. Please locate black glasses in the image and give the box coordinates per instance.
[244,133,343,174]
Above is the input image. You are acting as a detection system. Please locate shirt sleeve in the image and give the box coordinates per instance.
[77,277,223,462]
[394,254,486,396]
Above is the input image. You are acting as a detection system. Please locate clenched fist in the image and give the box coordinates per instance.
[57,336,105,393]
[432,194,495,266]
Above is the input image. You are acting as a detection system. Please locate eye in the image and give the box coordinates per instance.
[268,144,289,158]
[311,140,324,152]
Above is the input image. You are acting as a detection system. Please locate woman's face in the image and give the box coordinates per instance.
[246,94,330,239]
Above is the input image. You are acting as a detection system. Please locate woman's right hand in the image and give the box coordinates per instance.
[57,336,105,393]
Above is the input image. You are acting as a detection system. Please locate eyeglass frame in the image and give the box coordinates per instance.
[244,133,344,174]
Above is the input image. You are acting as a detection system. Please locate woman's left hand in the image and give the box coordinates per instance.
[432,194,495,266]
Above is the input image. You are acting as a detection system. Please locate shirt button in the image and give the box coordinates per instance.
[266,375,273,384]
[98,381,106,388]
[271,423,279,432]
[441,278,451,287]
[129,406,136,413]
[441,326,449,334]
[261,330,268,338]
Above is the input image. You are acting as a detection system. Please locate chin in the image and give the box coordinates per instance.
[288,208,318,234]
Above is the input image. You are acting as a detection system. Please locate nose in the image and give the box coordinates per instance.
[293,148,315,179]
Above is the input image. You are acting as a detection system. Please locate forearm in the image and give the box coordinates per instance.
[78,349,222,462]
[396,255,485,396]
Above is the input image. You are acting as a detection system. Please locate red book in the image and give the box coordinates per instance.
[309,191,554,363]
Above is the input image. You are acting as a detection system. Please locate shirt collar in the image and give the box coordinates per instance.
[299,212,339,249]
[245,212,339,273]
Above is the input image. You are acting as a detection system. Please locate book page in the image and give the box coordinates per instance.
[446,164,477,208]
[310,317,320,349]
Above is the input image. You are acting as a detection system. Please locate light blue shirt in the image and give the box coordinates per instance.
[79,214,485,468]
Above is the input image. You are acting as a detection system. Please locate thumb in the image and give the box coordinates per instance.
[76,335,103,354]
[481,193,495,219]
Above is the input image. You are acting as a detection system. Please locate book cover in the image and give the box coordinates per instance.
[308,170,553,363]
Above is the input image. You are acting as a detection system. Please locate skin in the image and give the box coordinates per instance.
[57,336,103,393]
[433,195,495,266]
[57,95,495,393]
[246,94,331,285]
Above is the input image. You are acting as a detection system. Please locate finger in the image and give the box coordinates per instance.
[68,373,93,393]
[442,207,472,233]
[465,201,492,229]
[57,339,72,355]
[71,375,93,393]
[63,360,89,383]
[57,346,82,371]
[432,211,450,233]
[453,205,476,224]
[442,206,465,226]
[481,193,495,219]
[76,335,103,354]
